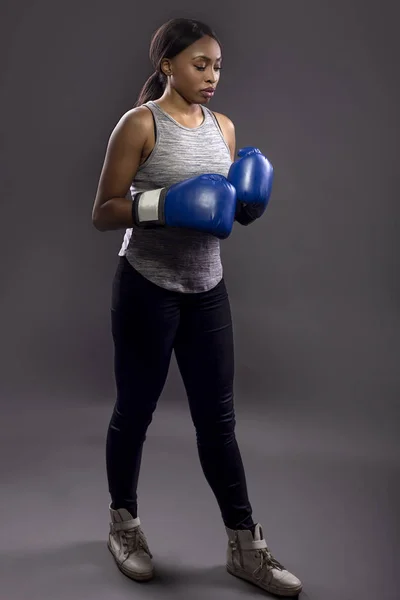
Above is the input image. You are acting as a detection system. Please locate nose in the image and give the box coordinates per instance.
[206,69,218,84]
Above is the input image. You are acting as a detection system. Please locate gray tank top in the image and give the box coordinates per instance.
[118,100,233,293]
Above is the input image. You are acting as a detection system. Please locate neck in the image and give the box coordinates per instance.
[156,87,202,117]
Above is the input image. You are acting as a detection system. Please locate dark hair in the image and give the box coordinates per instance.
[134,18,221,107]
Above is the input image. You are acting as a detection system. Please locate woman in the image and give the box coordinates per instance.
[92,17,302,597]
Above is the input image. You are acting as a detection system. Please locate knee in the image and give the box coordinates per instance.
[109,398,157,433]
[195,411,236,447]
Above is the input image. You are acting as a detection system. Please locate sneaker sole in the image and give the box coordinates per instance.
[107,541,155,582]
[226,564,302,597]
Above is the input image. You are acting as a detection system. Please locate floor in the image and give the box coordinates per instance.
[1,391,398,600]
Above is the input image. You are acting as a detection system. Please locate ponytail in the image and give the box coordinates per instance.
[134,71,166,107]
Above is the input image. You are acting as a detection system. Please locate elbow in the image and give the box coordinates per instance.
[91,211,100,230]
[92,213,105,231]
[92,221,102,231]
[93,220,107,232]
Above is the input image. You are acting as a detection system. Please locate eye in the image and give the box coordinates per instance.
[195,66,222,71]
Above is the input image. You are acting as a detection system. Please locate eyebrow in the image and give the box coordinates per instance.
[192,54,222,61]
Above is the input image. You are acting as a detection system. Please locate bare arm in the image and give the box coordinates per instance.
[215,113,260,226]
[213,111,236,161]
[91,108,149,231]
[226,119,236,161]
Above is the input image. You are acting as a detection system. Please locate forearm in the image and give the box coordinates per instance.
[92,197,133,231]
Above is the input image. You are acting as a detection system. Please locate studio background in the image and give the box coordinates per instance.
[1,2,399,600]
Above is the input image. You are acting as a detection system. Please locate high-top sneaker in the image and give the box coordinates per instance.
[226,523,303,597]
[107,504,154,581]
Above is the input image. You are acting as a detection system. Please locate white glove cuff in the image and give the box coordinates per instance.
[132,188,167,227]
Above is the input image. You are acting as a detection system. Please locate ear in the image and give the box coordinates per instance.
[160,58,172,77]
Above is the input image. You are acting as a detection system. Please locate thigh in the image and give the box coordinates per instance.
[173,279,235,424]
[111,257,180,405]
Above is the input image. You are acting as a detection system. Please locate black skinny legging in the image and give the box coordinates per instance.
[106,256,254,531]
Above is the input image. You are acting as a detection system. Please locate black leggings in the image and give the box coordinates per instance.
[106,256,254,530]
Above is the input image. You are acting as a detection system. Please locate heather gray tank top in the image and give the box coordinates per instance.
[118,100,233,293]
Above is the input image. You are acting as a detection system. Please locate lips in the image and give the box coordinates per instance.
[202,88,215,93]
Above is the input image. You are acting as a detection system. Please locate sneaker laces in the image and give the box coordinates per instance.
[253,546,286,580]
[123,527,152,558]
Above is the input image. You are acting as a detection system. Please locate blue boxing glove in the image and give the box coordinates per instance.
[228,146,274,226]
[131,173,237,239]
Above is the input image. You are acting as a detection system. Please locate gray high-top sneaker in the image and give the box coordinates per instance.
[226,524,303,597]
[107,504,154,581]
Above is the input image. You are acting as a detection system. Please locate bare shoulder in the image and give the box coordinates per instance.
[212,111,235,132]
[212,111,236,159]
[113,105,153,138]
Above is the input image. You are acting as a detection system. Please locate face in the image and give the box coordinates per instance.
[161,35,222,104]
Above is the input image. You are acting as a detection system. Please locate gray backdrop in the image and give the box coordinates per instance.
[1,2,399,600]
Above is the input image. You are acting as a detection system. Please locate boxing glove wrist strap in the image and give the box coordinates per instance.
[131,188,168,227]
[235,201,264,226]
